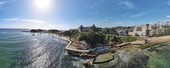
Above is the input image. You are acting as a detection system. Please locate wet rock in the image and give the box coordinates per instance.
[82,60,94,68]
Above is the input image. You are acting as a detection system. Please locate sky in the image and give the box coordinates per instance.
[0,0,170,30]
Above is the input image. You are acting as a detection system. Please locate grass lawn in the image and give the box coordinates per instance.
[93,52,114,64]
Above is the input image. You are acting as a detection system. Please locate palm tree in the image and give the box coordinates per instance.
[153,23,157,36]
[146,24,150,36]
[125,27,130,36]
[167,21,170,30]
[166,21,170,35]
[157,22,160,36]
[162,22,165,35]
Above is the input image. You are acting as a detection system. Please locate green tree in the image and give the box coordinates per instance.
[120,36,137,43]
[125,30,129,36]
[157,22,161,36]
[161,22,164,36]
[105,28,109,34]
[167,21,170,30]
[91,24,97,32]
[126,27,130,36]
[153,23,157,36]
[166,21,170,35]
[80,25,83,32]
[48,29,59,33]
[146,24,150,36]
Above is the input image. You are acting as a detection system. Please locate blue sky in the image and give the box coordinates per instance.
[0,0,170,30]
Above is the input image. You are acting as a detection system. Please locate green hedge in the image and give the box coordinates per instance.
[63,30,137,48]
[120,36,137,43]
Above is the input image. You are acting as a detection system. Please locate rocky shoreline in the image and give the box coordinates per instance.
[52,34,97,58]
[52,33,170,68]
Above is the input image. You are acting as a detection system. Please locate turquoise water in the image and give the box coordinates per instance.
[0,29,83,68]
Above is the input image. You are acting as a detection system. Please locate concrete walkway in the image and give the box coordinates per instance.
[52,34,90,53]
[64,38,90,53]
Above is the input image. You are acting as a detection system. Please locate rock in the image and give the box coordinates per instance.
[82,60,91,66]
[82,60,93,68]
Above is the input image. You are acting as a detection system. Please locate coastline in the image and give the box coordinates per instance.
[52,33,170,52]
[51,34,95,57]
[52,33,170,68]
[117,35,170,51]
[51,34,72,49]
[52,34,70,42]
[52,33,170,54]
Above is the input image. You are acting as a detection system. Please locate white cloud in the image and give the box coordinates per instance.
[4,18,18,22]
[90,0,104,8]
[118,1,135,9]
[4,18,46,24]
[2,18,64,29]
[0,1,12,10]
[166,15,170,18]
[130,13,146,18]
[165,20,170,22]
[21,19,46,24]
[167,0,170,6]
[0,1,8,10]
[0,1,7,6]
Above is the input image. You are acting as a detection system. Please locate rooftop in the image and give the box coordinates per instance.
[136,27,142,31]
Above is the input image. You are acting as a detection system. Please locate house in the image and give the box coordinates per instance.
[78,27,90,32]
[117,30,127,36]
[129,24,153,36]
[102,28,118,35]
[134,26,145,36]
[114,26,135,36]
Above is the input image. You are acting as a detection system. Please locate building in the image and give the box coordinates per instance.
[129,24,153,36]
[77,27,90,32]
[117,30,127,36]
[134,26,145,36]
[102,28,118,35]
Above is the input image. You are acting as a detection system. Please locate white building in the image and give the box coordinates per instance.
[129,24,153,36]
[117,30,127,36]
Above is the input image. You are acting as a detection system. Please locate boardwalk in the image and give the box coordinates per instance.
[52,34,91,53]
[115,42,131,47]
[64,37,90,53]
[115,40,147,47]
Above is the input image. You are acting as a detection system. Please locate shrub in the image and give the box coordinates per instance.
[120,36,137,43]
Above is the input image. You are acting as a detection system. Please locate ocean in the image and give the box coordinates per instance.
[0,29,82,68]
[1,29,170,68]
